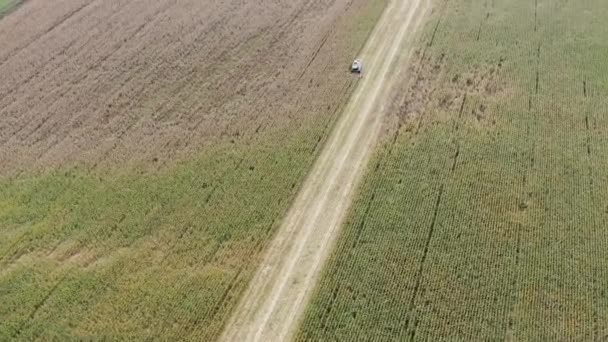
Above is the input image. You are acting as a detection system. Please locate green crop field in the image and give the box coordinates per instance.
[297,0,608,341]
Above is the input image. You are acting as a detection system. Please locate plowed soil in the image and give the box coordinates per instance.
[1,0,366,175]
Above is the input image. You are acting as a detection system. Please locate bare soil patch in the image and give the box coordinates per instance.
[387,48,507,132]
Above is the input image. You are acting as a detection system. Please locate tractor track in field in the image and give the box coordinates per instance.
[218,0,430,341]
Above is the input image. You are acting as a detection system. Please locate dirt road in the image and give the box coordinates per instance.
[219,0,429,341]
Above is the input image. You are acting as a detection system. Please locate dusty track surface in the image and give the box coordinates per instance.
[219,0,430,341]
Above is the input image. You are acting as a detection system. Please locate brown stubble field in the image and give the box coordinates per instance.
[0,0,387,340]
[0,0,370,175]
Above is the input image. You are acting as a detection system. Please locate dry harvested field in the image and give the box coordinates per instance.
[1,0,379,174]
[0,0,388,340]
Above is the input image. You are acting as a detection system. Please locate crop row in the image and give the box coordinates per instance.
[296,0,608,340]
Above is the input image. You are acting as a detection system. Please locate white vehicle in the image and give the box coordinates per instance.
[351,58,363,73]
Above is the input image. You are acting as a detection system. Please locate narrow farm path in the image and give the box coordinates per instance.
[219,0,429,341]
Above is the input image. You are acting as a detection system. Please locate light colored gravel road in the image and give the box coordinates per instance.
[219,0,429,341]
